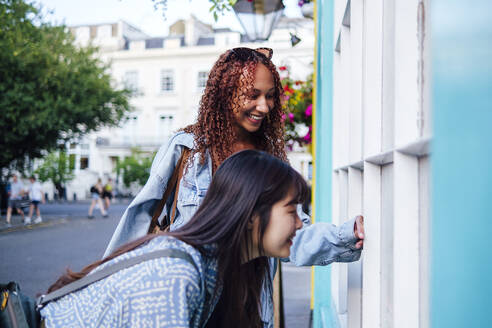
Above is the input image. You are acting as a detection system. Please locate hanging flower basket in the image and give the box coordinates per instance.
[280,66,313,153]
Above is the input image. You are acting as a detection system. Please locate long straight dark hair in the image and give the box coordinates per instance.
[47,150,309,327]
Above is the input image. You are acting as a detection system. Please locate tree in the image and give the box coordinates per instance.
[0,0,131,176]
[34,150,75,200]
[116,149,155,189]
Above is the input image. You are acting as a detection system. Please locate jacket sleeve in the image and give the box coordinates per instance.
[103,135,186,258]
[288,205,362,266]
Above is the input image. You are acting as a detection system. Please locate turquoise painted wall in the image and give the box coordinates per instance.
[313,0,336,327]
[431,1,492,327]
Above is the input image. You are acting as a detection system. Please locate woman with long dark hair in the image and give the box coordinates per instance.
[104,47,364,327]
[41,150,308,327]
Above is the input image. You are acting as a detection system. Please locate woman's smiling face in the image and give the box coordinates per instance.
[232,63,275,134]
[257,189,303,259]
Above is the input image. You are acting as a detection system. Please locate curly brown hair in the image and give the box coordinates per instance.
[183,48,287,171]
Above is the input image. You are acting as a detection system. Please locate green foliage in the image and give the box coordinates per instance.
[34,150,75,186]
[209,0,237,21]
[0,0,131,173]
[148,0,236,22]
[115,149,155,188]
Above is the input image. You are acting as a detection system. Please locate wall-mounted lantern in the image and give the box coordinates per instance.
[233,0,285,42]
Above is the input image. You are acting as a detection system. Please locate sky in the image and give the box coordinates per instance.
[37,0,304,37]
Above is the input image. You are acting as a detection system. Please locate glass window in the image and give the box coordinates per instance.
[160,70,174,92]
[80,157,89,170]
[157,114,174,140]
[123,71,139,92]
[197,71,208,90]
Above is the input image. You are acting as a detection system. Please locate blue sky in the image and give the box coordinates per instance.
[37,0,303,37]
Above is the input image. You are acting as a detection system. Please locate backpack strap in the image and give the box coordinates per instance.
[148,147,191,233]
[36,248,198,309]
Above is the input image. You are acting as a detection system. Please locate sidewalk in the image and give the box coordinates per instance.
[282,262,312,328]
[0,199,131,234]
[0,214,70,234]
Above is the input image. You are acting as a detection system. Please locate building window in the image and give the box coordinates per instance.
[123,115,138,145]
[160,70,174,92]
[110,156,119,172]
[80,157,89,170]
[157,114,174,141]
[197,71,208,90]
[123,71,139,92]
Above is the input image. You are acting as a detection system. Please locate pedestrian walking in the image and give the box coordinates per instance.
[40,151,308,327]
[102,178,114,210]
[104,47,365,327]
[5,174,25,226]
[25,176,44,224]
[87,178,108,219]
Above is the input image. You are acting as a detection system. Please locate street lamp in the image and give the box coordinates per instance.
[233,0,285,42]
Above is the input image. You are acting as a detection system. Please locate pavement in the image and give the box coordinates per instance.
[0,213,67,233]
[0,199,130,233]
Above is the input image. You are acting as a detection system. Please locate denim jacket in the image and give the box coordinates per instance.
[104,131,362,327]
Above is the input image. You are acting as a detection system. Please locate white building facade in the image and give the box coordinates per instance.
[66,17,314,199]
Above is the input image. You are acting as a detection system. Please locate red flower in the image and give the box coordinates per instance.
[279,66,287,71]
[283,85,294,93]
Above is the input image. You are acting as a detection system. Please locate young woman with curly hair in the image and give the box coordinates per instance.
[104,47,364,327]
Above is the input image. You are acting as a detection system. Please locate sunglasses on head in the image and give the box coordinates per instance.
[227,47,273,61]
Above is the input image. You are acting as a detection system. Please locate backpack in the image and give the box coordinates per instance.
[0,249,197,328]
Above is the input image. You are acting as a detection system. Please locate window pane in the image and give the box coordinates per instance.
[197,71,208,89]
[160,70,174,92]
[124,71,138,91]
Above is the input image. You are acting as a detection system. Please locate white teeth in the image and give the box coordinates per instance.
[248,114,262,120]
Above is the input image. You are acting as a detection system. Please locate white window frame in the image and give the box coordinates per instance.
[155,110,175,142]
[160,69,175,93]
[123,70,139,93]
[197,71,208,91]
[122,113,139,146]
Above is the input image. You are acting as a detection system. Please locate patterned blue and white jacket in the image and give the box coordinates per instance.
[41,236,220,327]
[103,131,362,327]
